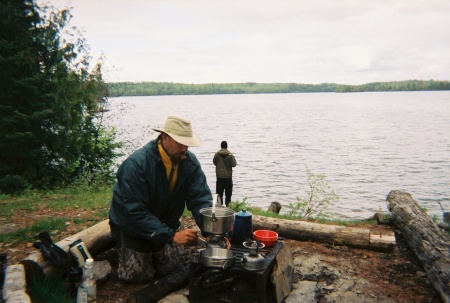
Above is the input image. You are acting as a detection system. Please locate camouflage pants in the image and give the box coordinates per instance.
[117,241,188,284]
[117,246,155,284]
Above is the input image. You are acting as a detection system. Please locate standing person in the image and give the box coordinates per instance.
[213,141,237,207]
[109,115,212,284]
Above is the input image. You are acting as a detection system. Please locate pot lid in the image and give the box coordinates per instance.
[243,239,265,249]
[236,209,252,217]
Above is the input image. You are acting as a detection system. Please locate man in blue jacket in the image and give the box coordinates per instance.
[109,115,212,283]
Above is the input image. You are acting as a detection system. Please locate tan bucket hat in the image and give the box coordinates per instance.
[152,115,202,147]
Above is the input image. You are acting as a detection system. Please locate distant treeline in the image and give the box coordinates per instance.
[107,79,450,97]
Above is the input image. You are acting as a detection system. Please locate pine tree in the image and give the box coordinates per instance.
[0,0,119,193]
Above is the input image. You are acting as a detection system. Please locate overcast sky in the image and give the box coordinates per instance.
[48,0,450,84]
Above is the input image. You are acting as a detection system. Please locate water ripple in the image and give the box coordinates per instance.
[106,92,450,220]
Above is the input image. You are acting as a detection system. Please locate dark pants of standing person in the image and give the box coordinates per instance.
[216,178,233,206]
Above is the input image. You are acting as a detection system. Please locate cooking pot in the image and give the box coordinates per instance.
[200,247,236,269]
[200,207,235,235]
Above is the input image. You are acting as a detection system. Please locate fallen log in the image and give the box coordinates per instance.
[387,190,450,303]
[252,215,395,252]
[21,219,113,274]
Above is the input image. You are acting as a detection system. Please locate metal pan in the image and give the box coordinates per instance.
[200,247,236,270]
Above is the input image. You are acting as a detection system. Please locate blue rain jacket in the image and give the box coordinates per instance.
[109,139,212,251]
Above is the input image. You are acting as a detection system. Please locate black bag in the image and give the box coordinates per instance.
[33,231,70,268]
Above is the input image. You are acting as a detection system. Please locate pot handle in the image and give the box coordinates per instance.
[222,259,232,270]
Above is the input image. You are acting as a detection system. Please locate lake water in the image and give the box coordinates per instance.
[104,91,450,220]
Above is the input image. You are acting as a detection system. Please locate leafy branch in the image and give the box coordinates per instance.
[288,168,339,219]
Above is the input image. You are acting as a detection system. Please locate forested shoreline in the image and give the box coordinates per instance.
[107,79,450,97]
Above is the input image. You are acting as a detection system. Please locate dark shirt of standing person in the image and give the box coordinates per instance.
[213,141,237,207]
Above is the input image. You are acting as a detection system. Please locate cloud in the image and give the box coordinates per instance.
[51,0,450,84]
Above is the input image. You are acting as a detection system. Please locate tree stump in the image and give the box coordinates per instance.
[387,190,450,303]
[268,202,282,214]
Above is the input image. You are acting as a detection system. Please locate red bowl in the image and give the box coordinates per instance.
[253,230,278,247]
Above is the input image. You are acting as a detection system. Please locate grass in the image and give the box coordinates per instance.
[0,218,69,245]
[0,185,113,247]
[27,272,75,303]
[228,197,380,227]
[0,186,112,215]
[0,194,36,216]
[0,185,113,303]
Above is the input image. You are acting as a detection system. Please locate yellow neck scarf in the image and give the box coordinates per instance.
[158,141,178,193]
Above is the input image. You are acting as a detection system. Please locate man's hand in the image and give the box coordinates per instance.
[223,237,231,249]
[173,228,199,245]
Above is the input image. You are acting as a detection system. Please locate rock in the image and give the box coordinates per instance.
[437,222,449,230]
[158,293,189,303]
[285,281,316,303]
[94,259,112,285]
[3,291,31,303]
[270,242,294,302]
[284,253,398,303]
[2,264,30,303]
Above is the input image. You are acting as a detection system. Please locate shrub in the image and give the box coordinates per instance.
[288,168,339,219]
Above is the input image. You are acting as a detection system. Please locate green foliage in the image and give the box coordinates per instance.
[336,79,450,92]
[0,193,10,200]
[229,197,251,212]
[107,80,450,97]
[108,82,338,96]
[229,198,284,218]
[228,196,370,225]
[0,0,120,194]
[288,168,339,219]
[0,175,31,194]
[431,215,439,223]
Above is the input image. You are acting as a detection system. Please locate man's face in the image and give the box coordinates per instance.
[161,133,188,163]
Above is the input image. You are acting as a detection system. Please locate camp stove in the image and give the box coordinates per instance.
[202,234,229,249]
[188,241,284,303]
